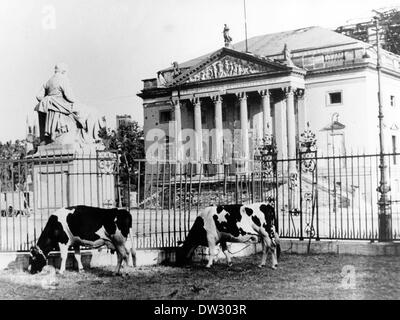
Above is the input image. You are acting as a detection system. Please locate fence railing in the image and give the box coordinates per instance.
[0,150,118,252]
[126,153,400,249]
[1,151,400,252]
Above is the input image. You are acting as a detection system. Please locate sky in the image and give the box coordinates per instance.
[0,0,399,142]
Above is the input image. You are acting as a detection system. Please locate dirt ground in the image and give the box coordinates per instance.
[0,253,399,300]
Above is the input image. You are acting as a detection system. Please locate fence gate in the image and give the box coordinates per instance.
[298,126,319,241]
[272,125,319,240]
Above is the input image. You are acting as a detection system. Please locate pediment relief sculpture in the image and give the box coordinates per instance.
[188,56,271,83]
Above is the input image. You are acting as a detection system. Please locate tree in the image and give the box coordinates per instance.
[99,120,145,161]
[99,121,145,206]
[0,139,36,192]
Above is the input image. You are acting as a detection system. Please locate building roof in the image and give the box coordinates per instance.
[163,26,364,72]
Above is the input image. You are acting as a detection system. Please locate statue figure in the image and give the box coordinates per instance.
[172,61,180,77]
[283,44,295,67]
[35,63,105,147]
[216,61,224,77]
[212,64,218,78]
[35,63,78,145]
[223,59,230,76]
[223,24,232,47]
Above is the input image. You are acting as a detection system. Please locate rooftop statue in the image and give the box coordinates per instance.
[35,63,105,148]
[223,24,232,47]
[283,44,295,67]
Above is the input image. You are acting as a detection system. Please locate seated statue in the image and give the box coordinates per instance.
[35,63,105,147]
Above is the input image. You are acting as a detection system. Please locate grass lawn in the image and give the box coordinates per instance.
[0,253,399,300]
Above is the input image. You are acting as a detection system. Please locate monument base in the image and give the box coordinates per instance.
[28,142,117,216]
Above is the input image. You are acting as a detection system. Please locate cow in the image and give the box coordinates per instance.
[176,202,280,269]
[28,205,134,275]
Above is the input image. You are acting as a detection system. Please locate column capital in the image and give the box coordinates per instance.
[171,98,181,108]
[211,94,223,103]
[283,86,296,97]
[295,88,305,99]
[236,92,248,101]
[191,96,201,106]
[258,89,270,97]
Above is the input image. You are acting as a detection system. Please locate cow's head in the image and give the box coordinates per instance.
[175,241,189,266]
[28,214,68,274]
[28,246,47,274]
[176,216,207,266]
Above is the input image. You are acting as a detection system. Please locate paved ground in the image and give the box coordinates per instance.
[0,253,399,300]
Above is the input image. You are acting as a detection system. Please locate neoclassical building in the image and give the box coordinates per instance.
[138,26,400,168]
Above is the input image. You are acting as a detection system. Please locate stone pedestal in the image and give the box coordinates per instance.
[28,142,117,215]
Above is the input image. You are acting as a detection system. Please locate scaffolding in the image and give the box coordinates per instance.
[336,7,400,55]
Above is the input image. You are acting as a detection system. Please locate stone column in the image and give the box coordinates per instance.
[172,99,182,162]
[237,92,249,169]
[285,87,298,213]
[295,89,306,136]
[259,89,272,138]
[212,95,224,163]
[274,99,287,160]
[192,97,202,174]
[285,87,297,169]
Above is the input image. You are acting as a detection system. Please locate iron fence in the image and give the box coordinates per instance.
[126,153,400,249]
[0,150,118,252]
[1,150,400,252]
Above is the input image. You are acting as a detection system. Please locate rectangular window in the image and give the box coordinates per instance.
[159,110,172,123]
[392,135,397,164]
[391,95,396,107]
[327,91,343,105]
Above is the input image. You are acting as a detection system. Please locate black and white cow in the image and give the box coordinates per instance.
[29,206,134,275]
[176,202,280,269]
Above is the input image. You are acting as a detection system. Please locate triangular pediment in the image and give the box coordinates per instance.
[167,47,295,87]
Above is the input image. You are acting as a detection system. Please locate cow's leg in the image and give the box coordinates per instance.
[258,236,268,268]
[59,243,69,274]
[259,229,274,268]
[270,230,280,269]
[115,250,123,275]
[205,235,217,268]
[113,232,129,275]
[74,246,84,272]
[221,241,232,267]
[260,235,278,269]
[270,245,278,270]
[115,244,130,275]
